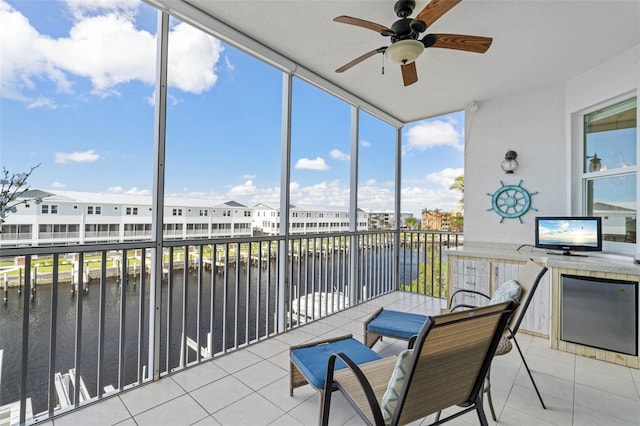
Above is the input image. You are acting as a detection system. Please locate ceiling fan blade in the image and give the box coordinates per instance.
[333,16,393,34]
[335,47,387,73]
[427,34,493,53]
[414,0,463,27]
[401,62,418,86]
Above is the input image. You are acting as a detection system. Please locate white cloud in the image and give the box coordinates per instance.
[167,22,222,94]
[228,180,257,197]
[242,174,256,180]
[294,180,349,207]
[106,186,151,196]
[124,187,151,196]
[399,168,465,214]
[404,118,462,151]
[51,181,66,188]
[330,149,349,161]
[425,168,464,187]
[401,184,461,214]
[52,12,157,96]
[360,140,371,148]
[358,182,394,209]
[294,157,329,170]
[55,150,100,164]
[0,0,223,106]
[65,0,139,19]
[27,97,57,110]
[106,186,124,193]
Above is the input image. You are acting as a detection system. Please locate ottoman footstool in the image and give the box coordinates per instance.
[289,334,383,396]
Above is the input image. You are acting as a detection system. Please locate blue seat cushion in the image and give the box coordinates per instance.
[291,337,382,389]
[367,310,427,340]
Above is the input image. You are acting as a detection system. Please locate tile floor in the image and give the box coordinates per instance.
[42,292,640,425]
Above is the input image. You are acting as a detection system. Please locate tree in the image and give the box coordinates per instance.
[449,175,464,210]
[405,216,418,229]
[0,164,40,226]
[449,214,464,232]
[401,244,448,298]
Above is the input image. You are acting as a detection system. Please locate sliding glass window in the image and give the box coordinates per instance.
[583,97,637,247]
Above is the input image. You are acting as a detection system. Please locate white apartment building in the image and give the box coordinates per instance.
[0,189,253,247]
[0,190,374,247]
[252,203,368,235]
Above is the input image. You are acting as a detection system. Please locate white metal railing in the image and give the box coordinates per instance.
[0,230,460,424]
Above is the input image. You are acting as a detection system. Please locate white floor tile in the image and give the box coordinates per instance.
[171,360,228,392]
[133,394,208,426]
[119,376,185,416]
[212,392,285,426]
[53,395,131,426]
[247,337,291,359]
[189,375,253,414]
[233,359,288,391]
[575,383,640,424]
[212,347,262,374]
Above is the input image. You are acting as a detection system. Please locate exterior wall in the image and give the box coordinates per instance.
[465,84,567,244]
[465,43,639,247]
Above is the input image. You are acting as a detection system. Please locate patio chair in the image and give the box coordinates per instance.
[363,277,522,350]
[319,300,517,426]
[445,259,549,421]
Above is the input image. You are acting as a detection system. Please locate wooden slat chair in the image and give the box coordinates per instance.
[320,301,517,426]
[444,259,549,421]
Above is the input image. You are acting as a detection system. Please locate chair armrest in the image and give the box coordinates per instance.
[321,352,385,426]
[290,334,353,352]
[449,303,479,312]
[448,289,491,309]
[408,335,417,349]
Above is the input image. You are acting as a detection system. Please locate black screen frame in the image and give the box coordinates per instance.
[534,216,603,255]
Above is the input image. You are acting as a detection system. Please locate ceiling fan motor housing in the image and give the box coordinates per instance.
[394,0,416,18]
[391,19,417,41]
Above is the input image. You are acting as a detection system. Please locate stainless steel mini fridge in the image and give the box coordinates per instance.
[561,274,638,356]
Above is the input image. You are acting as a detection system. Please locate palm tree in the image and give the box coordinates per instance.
[449,175,464,210]
[405,216,418,229]
[420,208,430,230]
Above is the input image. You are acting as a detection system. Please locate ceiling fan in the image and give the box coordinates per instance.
[333,0,493,86]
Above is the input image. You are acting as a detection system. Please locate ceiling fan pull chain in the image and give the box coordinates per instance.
[381,53,385,75]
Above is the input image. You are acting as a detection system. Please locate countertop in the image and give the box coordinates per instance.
[446,242,640,276]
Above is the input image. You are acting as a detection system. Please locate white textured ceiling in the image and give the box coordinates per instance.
[155,0,640,124]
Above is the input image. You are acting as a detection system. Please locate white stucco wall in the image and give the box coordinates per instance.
[464,44,640,248]
[464,84,566,245]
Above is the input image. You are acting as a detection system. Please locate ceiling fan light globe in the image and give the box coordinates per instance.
[384,39,424,64]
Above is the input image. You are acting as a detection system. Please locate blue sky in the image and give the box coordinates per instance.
[0,0,465,217]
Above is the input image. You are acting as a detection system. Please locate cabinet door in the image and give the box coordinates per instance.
[494,261,550,337]
[460,259,490,306]
[451,258,466,302]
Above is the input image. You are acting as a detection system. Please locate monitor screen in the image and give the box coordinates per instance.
[535,216,602,255]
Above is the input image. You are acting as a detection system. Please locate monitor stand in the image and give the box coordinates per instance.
[547,250,588,257]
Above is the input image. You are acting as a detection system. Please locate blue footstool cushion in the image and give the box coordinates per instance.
[367,309,427,340]
[291,337,382,389]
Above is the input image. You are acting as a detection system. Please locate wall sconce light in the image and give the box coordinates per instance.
[587,153,602,172]
[500,150,519,174]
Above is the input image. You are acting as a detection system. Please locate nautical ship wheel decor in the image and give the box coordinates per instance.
[487,180,537,223]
